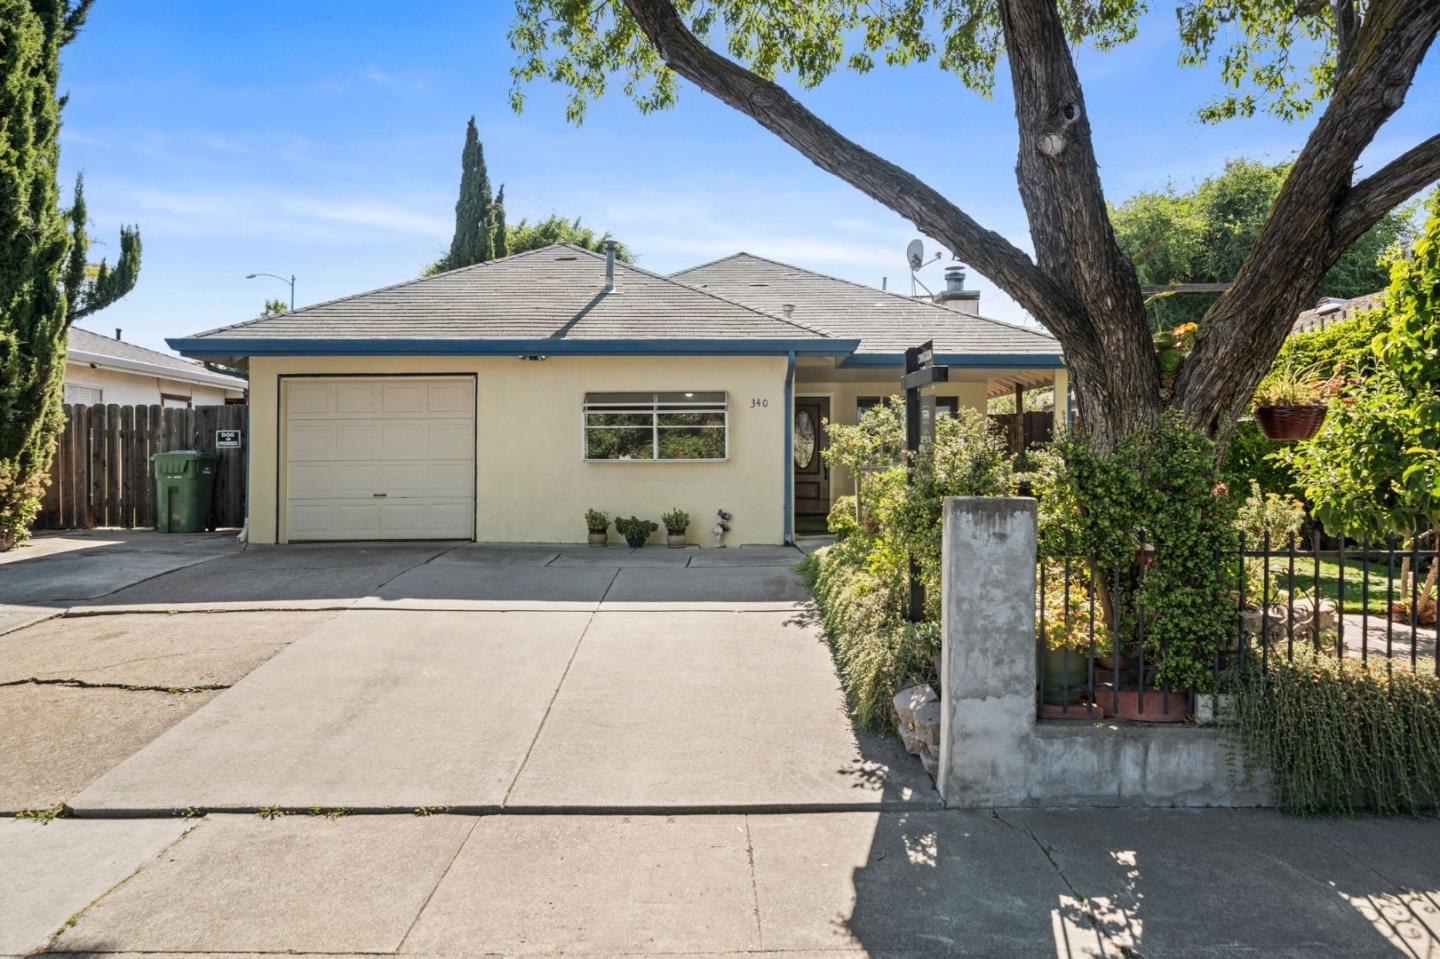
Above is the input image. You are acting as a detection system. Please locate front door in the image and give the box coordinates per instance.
[792,397,830,516]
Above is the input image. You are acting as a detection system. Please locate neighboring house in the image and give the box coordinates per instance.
[66,326,247,408]
[1291,291,1386,335]
[169,243,1064,546]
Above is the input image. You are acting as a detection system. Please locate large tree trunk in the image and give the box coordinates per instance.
[619,0,1440,451]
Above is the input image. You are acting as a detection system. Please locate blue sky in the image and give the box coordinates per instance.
[58,1,1438,354]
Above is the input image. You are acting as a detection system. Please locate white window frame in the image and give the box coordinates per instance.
[64,383,103,405]
[582,391,730,463]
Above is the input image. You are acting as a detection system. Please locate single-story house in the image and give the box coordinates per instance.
[169,243,1065,546]
[66,326,248,407]
[1291,290,1385,335]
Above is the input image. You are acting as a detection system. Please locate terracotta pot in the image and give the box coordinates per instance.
[587,531,607,546]
[666,531,687,548]
[1097,688,1189,723]
[1255,404,1327,441]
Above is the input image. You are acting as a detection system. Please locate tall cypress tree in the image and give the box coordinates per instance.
[442,117,493,271]
[0,0,92,548]
[491,184,508,260]
[62,172,141,321]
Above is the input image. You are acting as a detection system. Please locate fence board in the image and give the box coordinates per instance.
[34,402,249,532]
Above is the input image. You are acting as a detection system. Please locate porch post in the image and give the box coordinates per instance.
[1051,367,1069,435]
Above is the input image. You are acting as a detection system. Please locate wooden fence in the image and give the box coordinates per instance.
[35,404,248,531]
[990,410,1054,451]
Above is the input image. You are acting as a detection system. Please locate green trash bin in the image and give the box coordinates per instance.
[152,450,220,533]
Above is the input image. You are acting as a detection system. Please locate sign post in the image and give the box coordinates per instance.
[902,340,949,622]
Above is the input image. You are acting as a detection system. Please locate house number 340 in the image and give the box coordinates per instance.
[750,398,769,408]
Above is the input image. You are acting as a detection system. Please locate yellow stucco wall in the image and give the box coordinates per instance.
[246,354,789,546]
[797,378,990,501]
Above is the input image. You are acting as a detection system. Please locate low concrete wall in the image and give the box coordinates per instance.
[937,496,1270,808]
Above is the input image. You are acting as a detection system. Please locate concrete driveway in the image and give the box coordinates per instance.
[2,535,934,814]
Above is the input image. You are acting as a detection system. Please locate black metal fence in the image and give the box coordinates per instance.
[1036,534,1440,720]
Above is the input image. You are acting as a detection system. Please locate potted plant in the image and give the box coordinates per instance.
[1252,366,1327,440]
[661,508,690,548]
[1037,566,1104,707]
[614,515,658,548]
[584,509,609,547]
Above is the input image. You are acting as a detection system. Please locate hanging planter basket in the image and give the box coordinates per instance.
[1255,404,1327,441]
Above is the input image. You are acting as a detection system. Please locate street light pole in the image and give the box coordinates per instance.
[245,272,296,311]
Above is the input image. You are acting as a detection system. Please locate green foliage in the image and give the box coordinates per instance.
[440,117,495,271]
[1113,159,1414,329]
[661,507,690,532]
[61,174,140,321]
[799,538,939,733]
[1282,196,1440,539]
[506,214,632,261]
[1220,420,1298,497]
[1251,363,1324,411]
[1234,480,1306,547]
[261,298,288,317]
[1231,649,1440,816]
[584,508,609,532]
[1032,415,1239,691]
[492,184,509,260]
[0,1,84,550]
[614,515,658,540]
[806,401,1014,728]
[510,0,1331,127]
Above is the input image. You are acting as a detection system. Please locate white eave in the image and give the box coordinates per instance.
[67,349,247,391]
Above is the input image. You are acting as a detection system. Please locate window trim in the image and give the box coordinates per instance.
[581,390,730,463]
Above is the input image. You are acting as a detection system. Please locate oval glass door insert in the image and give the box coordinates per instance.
[794,409,816,469]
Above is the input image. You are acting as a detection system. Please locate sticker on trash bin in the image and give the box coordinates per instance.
[216,429,242,449]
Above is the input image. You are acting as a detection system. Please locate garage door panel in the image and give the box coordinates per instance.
[284,376,475,542]
[288,503,381,540]
[335,383,380,414]
[287,382,333,415]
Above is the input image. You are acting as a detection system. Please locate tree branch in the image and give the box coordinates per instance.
[1173,0,1440,431]
[617,0,1083,335]
[1334,132,1440,250]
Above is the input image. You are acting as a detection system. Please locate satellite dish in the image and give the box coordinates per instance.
[906,239,925,271]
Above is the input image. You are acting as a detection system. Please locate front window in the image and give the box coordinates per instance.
[583,391,728,461]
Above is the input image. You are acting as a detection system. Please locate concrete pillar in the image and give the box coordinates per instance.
[937,497,1038,806]
[1051,368,1069,436]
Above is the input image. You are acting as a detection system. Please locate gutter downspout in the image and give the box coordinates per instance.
[783,350,796,545]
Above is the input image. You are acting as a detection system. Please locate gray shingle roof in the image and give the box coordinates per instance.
[182,245,830,344]
[671,253,1061,358]
[1292,291,1386,335]
[68,326,246,388]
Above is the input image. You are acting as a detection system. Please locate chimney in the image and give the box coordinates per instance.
[604,240,616,292]
[115,328,122,340]
[933,263,981,316]
[782,303,795,320]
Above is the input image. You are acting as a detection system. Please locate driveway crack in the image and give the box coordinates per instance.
[991,809,1131,958]
[500,566,621,808]
[0,676,227,694]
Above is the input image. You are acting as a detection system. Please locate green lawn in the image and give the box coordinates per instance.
[1270,557,1404,616]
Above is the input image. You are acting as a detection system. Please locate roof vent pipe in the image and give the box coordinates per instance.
[604,240,616,292]
[782,303,795,320]
[115,328,122,340]
[943,264,967,293]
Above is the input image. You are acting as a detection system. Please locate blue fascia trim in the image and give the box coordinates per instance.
[783,351,796,546]
[838,352,1066,370]
[167,336,861,360]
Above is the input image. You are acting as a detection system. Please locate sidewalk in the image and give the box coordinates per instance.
[6,808,1437,957]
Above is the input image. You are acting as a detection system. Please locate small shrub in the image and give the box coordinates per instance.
[614,515,658,540]
[1231,648,1440,816]
[661,508,690,533]
[584,508,609,533]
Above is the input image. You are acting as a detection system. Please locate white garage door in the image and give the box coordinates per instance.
[284,376,475,541]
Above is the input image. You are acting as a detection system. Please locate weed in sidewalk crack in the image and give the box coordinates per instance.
[308,805,350,819]
[413,805,451,816]
[175,806,207,818]
[256,805,287,820]
[15,801,70,824]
